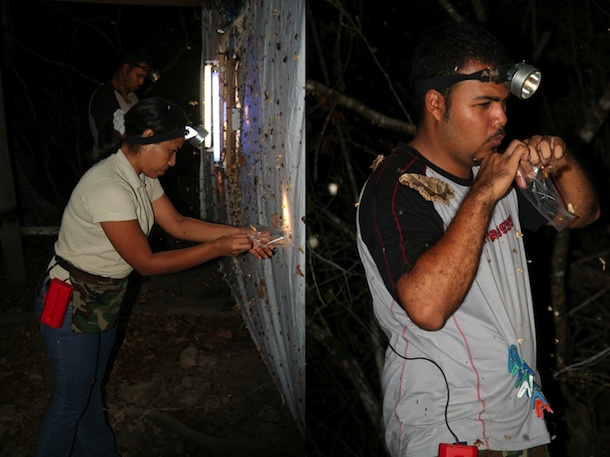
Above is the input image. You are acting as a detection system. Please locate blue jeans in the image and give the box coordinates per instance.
[34,276,121,457]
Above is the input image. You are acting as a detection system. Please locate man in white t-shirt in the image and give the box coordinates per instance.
[356,21,599,457]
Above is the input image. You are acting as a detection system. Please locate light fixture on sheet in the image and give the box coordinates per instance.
[203,61,222,162]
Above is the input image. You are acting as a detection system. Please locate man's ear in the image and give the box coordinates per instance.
[424,90,446,122]
[120,63,131,75]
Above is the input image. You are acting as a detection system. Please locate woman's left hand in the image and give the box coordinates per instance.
[241,226,275,260]
[249,242,274,260]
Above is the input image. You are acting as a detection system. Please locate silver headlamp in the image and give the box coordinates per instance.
[413,61,542,100]
[134,64,161,83]
[184,125,208,148]
[506,62,541,100]
[148,69,161,83]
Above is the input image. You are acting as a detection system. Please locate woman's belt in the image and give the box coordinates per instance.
[53,255,124,286]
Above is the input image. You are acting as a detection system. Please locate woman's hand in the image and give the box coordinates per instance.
[213,232,274,259]
[240,226,275,259]
[212,234,255,257]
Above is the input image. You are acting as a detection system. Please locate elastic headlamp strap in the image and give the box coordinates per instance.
[126,129,185,145]
[414,67,506,95]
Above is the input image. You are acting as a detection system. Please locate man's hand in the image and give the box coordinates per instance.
[473,139,529,204]
[523,135,567,168]
[521,134,600,228]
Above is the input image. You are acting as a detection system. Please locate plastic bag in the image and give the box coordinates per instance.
[515,162,575,231]
[249,225,291,248]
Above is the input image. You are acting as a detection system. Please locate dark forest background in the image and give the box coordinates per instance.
[1,0,205,228]
[306,1,610,456]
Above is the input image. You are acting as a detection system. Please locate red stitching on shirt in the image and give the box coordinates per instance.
[453,314,490,449]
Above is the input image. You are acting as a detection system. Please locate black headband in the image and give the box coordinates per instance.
[413,67,507,96]
[125,129,185,145]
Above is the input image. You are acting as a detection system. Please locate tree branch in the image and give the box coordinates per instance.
[306,80,416,136]
[471,0,487,23]
[309,322,386,448]
[436,0,466,22]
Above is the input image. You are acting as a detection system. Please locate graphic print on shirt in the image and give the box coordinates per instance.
[508,344,553,418]
[485,215,515,243]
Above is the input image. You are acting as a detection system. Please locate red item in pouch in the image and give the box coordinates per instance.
[40,278,72,328]
[438,444,478,457]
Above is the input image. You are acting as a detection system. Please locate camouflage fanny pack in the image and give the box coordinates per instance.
[70,272,128,334]
[54,255,128,334]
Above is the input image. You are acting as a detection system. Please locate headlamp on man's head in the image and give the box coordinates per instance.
[134,64,161,83]
[413,62,542,100]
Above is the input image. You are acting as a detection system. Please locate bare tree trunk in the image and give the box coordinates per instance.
[309,322,386,451]
[436,0,466,22]
[551,73,610,454]
[579,80,610,143]
[0,54,26,288]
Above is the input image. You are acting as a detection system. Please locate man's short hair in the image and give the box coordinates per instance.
[117,47,152,70]
[409,22,512,123]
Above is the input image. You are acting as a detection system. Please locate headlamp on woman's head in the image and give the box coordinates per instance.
[126,124,208,146]
[413,62,541,100]
[184,125,208,148]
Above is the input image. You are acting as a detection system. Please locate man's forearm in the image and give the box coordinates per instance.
[396,188,494,330]
[552,154,600,228]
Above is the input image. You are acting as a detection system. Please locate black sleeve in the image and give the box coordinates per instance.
[358,157,445,302]
[89,83,119,144]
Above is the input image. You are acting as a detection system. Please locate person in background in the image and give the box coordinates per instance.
[88,47,153,165]
[34,97,272,457]
[356,21,599,457]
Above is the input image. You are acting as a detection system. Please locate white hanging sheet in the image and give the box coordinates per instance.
[222,0,306,433]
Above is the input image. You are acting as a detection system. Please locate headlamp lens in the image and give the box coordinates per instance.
[184,125,208,148]
[508,63,541,100]
[149,69,161,83]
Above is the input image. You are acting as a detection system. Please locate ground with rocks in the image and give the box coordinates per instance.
[0,236,303,457]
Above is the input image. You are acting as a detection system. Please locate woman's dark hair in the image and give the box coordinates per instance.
[124,97,189,139]
[410,21,512,124]
[98,97,189,158]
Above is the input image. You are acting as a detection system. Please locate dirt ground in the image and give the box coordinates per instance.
[0,236,304,457]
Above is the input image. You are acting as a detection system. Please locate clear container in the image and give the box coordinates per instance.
[249,225,292,248]
[515,162,575,231]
